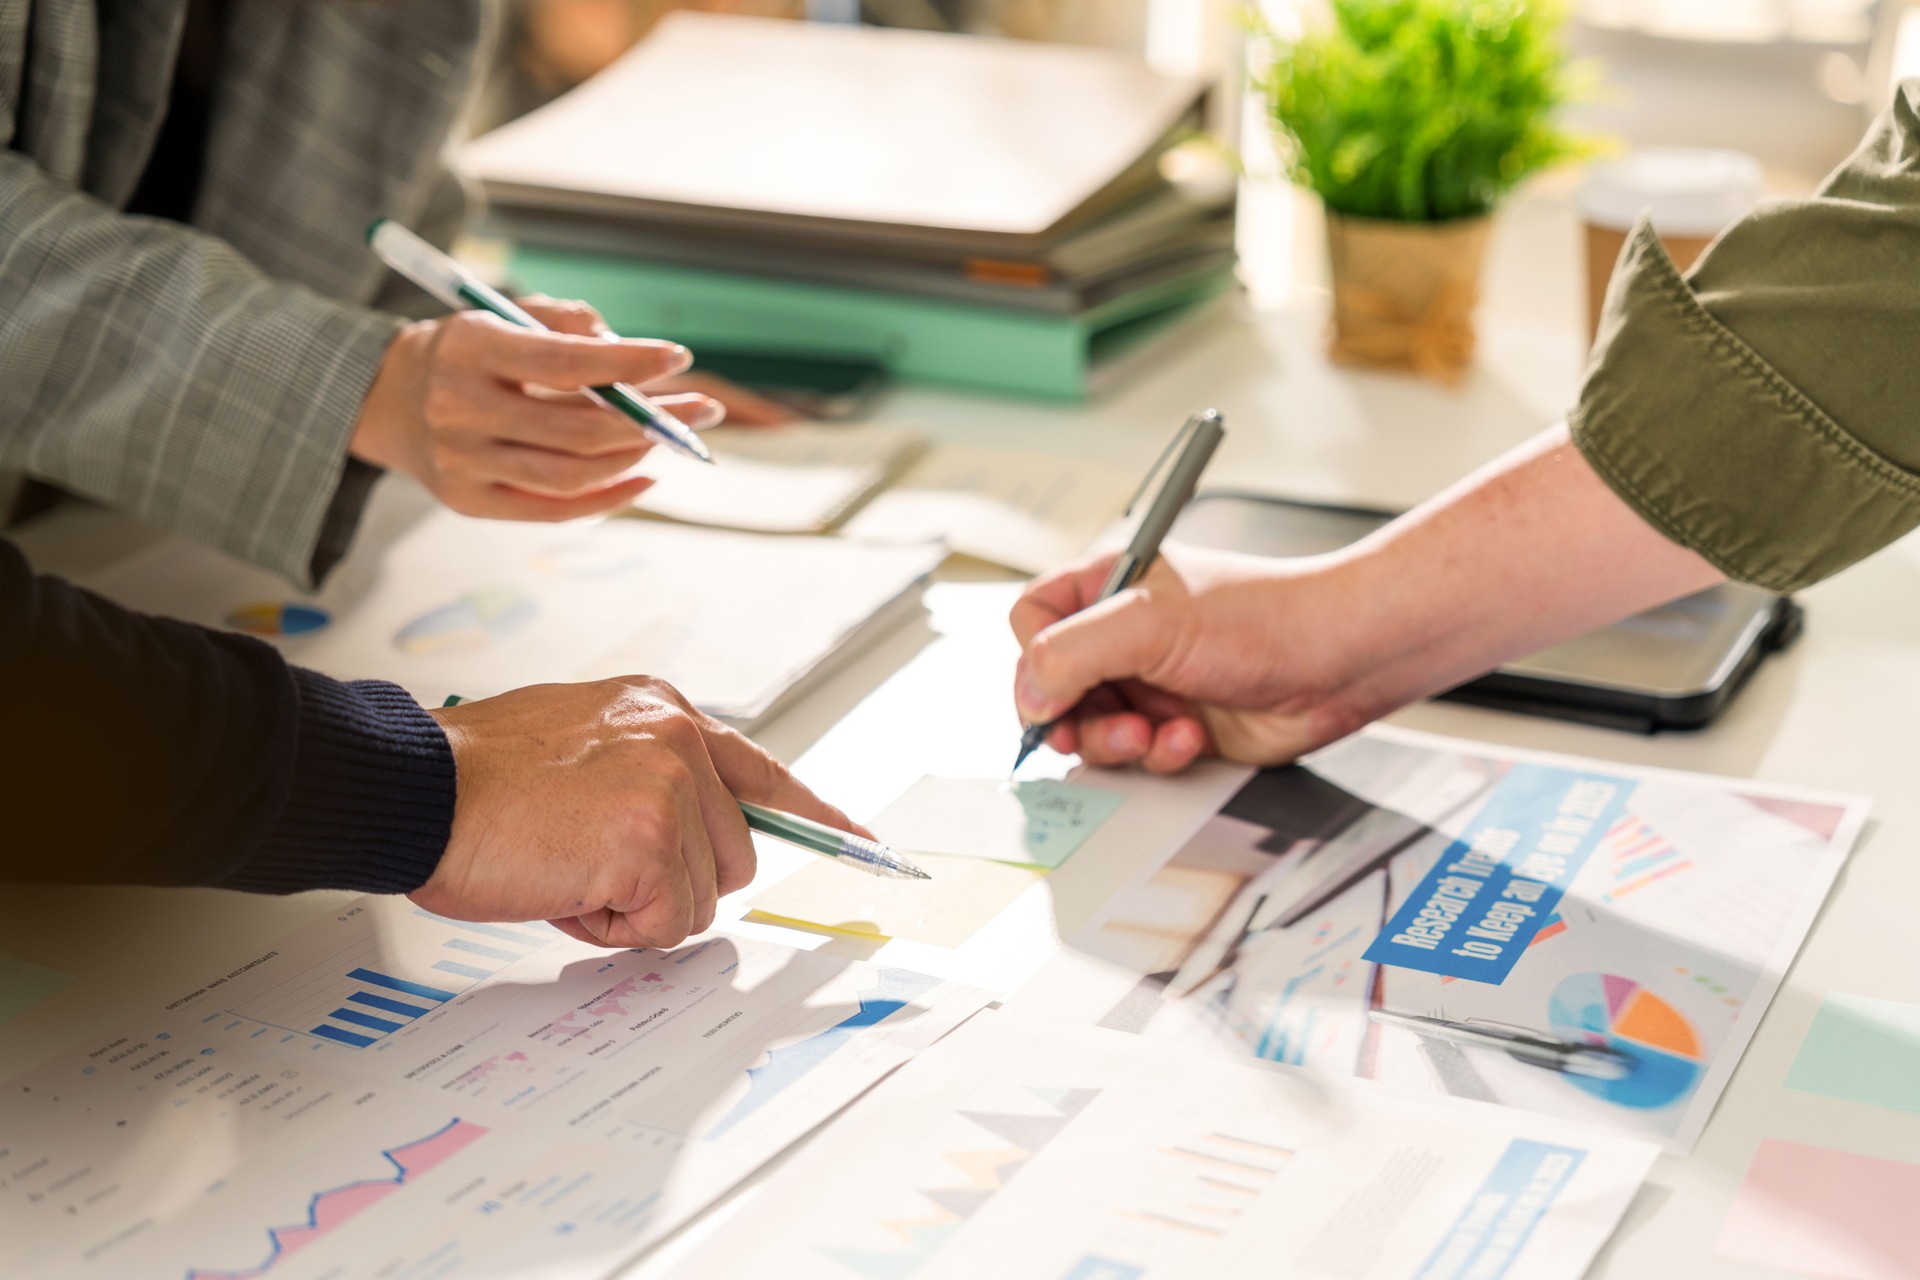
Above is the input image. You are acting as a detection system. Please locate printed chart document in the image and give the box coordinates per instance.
[1010,725,1868,1151]
[84,510,941,724]
[671,1013,1656,1280]
[0,897,988,1280]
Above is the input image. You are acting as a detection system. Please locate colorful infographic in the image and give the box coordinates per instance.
[391,589,537,656]
[226,602,331,638]
[1546,973,1702,1110]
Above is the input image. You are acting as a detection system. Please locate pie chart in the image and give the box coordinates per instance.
[227,602,331,638]
[393,589,537,656]
[1547,972,1702,1110]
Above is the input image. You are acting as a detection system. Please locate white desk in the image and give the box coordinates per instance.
[7,185,1920,1279]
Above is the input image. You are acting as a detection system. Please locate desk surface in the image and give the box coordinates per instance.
[7,186,1919,1279]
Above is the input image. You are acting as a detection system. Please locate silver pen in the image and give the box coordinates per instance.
[1012,409,1227,774]
[1369,1010,1632,1081]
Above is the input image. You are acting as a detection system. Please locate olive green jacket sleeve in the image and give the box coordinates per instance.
[1569,81,1920,593]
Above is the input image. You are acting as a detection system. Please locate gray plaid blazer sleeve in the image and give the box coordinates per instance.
[0,0,492,587]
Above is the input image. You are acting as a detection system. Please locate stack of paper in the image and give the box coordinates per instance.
[461,13,1238,400]
[83,509,942,727]
[630,422,1136,575]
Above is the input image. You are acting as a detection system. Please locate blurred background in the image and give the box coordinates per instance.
[485,0,1920,187]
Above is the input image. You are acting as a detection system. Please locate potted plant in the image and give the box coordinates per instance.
[1256,0,1598,382]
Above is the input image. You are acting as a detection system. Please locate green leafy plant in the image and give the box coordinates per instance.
[1257,0,1599,223]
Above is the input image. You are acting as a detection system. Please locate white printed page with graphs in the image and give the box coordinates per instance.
[0,897,988,1279]
[1010,725,1868,1151]
[670,1012,1656,1280]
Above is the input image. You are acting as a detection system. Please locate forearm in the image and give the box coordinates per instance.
[1323,423,1724,725]
[0,539,453,891]
[0,154,399,587]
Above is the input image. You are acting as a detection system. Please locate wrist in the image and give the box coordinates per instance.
[349,320,437,472]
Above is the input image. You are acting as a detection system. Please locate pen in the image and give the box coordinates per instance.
[1368,1010,1632,1081]
[366,219,714,465]
[1012,408,1226,774]
[738,800,930,881]
[440,697,928,880]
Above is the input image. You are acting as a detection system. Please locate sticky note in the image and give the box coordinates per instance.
[748,852,1044,948]
[867,776,1125,869]
[0,952,71,1024]
[1714,1139,1920,1280]
[1786,993,1920,1114]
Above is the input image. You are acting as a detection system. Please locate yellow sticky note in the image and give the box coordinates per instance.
[747,852,1044,948]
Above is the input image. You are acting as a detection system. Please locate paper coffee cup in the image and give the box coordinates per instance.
[1580,148,1765,341]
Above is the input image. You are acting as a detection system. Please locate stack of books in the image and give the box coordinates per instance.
[461,13,1236,401]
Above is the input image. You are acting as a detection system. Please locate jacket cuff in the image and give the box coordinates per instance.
[223,672,454,895]
[1569,219,1920,593]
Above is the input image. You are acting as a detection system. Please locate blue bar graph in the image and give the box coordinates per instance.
[312,1024,377,1048]
[421,914,550,947]
[349,968,458,1003]
[444,938,525,963]
[432,960,496,981]
[348,991,434,1020]
[330,1007,406,1034]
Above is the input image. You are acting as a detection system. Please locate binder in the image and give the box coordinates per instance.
[506,244,1238,401]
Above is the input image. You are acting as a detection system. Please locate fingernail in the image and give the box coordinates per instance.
[1016,675,1050,720]
[668,343,693,371]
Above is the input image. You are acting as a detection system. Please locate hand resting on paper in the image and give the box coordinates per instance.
[349,296,727,521]
[415,676,858,949]
[1011,426,1724,773]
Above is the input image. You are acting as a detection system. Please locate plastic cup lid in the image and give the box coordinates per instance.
[1578,148,1766,237]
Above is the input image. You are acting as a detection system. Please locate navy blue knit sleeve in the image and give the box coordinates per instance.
[0,537,452,892]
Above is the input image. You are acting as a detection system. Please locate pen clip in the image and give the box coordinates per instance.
[1123,412,1203,518]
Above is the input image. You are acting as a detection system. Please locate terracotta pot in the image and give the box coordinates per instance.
[1324,213,1492,385]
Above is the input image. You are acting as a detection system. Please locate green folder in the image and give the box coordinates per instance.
[505,244,1236,401]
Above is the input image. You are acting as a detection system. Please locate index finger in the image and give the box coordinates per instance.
[1009,552,1121,649]
[460,315,694,390]
[700,720,862,837]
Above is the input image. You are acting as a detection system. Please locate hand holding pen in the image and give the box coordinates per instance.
[347,219,723,524]
[416,678,923,955]
[1011,410,1226,774]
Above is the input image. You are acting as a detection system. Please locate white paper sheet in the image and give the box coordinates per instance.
[843,446,1135,574]
[84,511,942,723]
[0,898,989,1280]
[629,422,929,534]
[1009,725,1869,1152]
[669,1012,1657,1280]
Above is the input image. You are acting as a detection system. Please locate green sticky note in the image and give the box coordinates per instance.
[868,776,1126,869]
[1785,992,1920,1113]
[0,951,72,1024]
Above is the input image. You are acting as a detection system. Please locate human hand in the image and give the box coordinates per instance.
[412,676,859,949]
[1010,546,1368,772]
[520,297,795,427]
[349,297,724,521]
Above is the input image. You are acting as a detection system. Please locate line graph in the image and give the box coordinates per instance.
[183,1118,487,1279]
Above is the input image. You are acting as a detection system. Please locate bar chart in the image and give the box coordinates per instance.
[227,911,558,1048]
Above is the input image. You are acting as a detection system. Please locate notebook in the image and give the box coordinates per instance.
[461,12,1210,252]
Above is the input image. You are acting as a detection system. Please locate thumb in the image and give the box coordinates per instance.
[1016,587,1178,723]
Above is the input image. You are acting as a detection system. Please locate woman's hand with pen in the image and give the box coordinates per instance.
[412,675,860,950]
[348,297,724,521]
[1012,545,1354,772]
[1011,427,1724,774]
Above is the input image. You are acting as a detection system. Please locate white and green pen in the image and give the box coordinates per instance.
[367,218,714,465]
[738,801,930,881]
